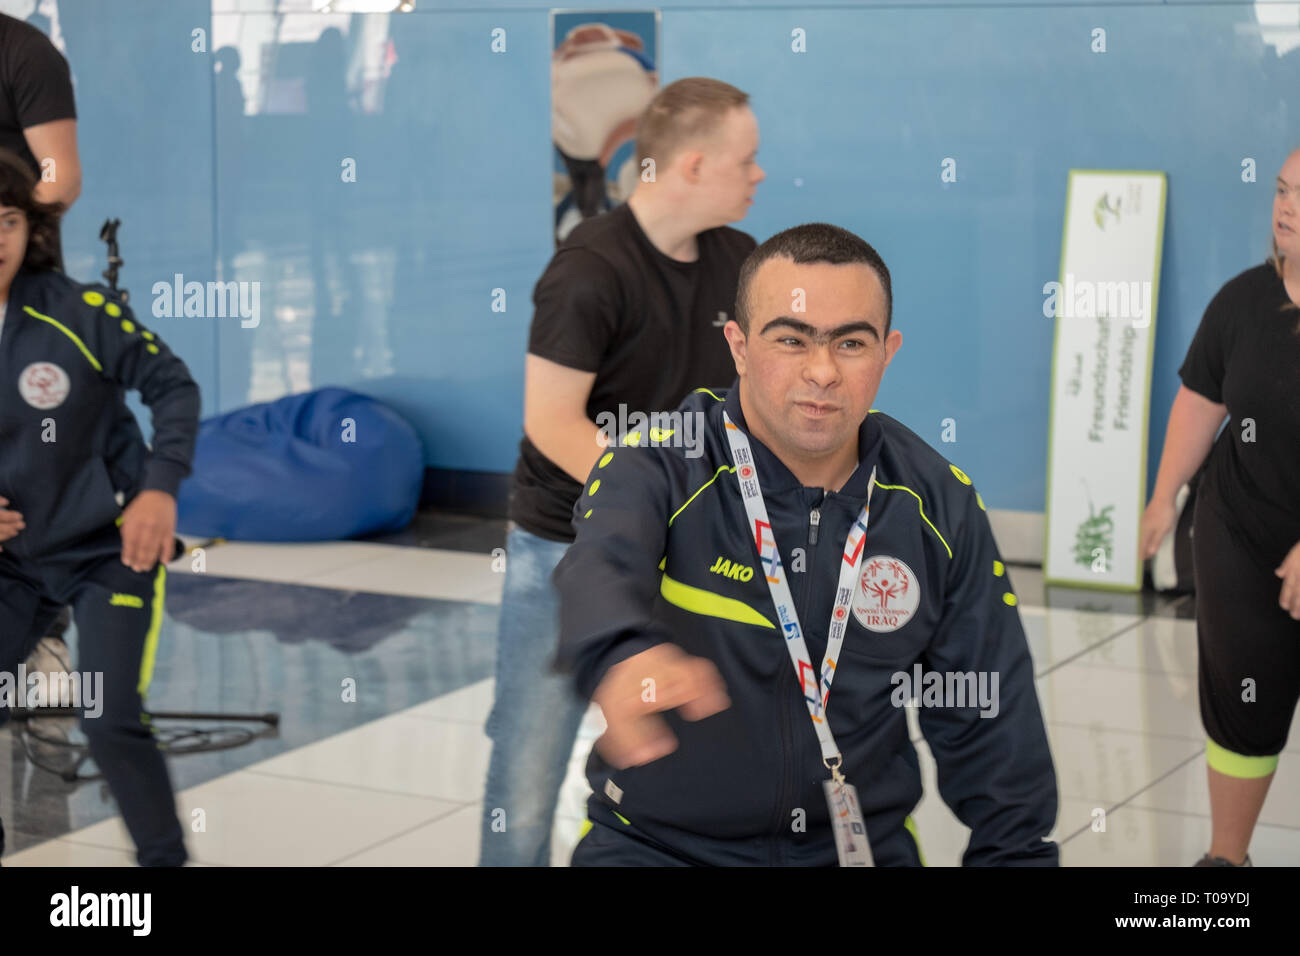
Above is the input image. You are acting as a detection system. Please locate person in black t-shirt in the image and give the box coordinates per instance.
[480,77,764,866]
[1141,145,1300,867]
[0,13,81,264]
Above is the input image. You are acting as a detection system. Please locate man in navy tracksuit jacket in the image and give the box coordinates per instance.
[554,223,1058,866]
[0,196,199,865]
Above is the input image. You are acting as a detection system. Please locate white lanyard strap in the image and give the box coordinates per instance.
[723,412,875,778]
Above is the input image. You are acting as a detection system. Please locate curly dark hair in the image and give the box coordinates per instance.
[0,147,65,272]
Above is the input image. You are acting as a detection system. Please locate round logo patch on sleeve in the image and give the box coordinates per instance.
[18,362,71,409]
[852,555,921,632]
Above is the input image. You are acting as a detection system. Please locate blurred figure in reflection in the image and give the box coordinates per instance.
[214,45,254,408]
[305,26,364,388]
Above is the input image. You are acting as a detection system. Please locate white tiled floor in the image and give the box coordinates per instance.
[6,543,1299,867]
[30,770,467,867]
[247,714,492,804]
[170,539,505,605]
[1061,807,1300,868]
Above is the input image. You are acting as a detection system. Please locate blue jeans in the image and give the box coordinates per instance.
[479,525,591,866]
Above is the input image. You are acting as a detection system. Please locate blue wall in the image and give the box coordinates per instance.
[49,1,1298,511]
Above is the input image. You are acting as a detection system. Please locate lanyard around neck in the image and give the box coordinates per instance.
[722,411,876,782]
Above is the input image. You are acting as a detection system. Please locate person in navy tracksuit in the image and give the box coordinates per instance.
[555,223,1059,866]
[0,149,198,866]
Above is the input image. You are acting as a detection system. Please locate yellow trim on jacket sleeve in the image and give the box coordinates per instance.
[668,465,736,526]
[23,306,103,372]
[874,483,953,559]
[660,573,774,629]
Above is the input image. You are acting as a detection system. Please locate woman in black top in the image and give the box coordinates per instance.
[1141,147,1300,867]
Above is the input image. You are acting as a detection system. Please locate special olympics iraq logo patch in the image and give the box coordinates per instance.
[19,362,71,410]
[852,555,920,633]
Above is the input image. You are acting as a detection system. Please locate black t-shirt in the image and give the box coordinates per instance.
[511,202,756,541]
[0,14,76,177]
[1178,263,1300,566]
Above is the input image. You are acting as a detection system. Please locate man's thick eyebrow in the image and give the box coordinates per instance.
[758,316,881,341]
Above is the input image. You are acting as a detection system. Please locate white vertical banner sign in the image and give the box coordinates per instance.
[1044,170,1167,591]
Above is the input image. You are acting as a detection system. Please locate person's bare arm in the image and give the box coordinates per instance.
[523,353,605,483]
[1140,385,1228,558]
[24,118,81,209]
[1151,386,1227,502]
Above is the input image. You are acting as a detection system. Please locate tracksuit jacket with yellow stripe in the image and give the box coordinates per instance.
[0,268,199,561]
[554,384,1059,866]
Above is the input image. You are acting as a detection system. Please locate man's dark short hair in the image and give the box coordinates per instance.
[735,223,892,336]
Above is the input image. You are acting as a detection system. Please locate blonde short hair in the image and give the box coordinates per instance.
[635,77,749,169]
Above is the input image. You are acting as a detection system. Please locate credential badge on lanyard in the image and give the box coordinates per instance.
[723,411,877,866]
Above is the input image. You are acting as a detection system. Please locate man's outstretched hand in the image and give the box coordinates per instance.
[591,643,730,769]
[120,489,177,572]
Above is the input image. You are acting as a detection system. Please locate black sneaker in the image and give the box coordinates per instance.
[1194,853,1252,866]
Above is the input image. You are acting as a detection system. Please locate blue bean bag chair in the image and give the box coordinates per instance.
[177,387,424,541]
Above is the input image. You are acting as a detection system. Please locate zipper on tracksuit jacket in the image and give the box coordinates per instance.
[770,490,826,864]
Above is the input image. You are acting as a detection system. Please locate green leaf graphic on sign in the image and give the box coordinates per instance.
[1073,502,1115,569]
[1093,193,1121,230]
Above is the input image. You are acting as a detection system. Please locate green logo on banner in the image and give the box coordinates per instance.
[1073,502,1116,571]
[1093,193,1122,230]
